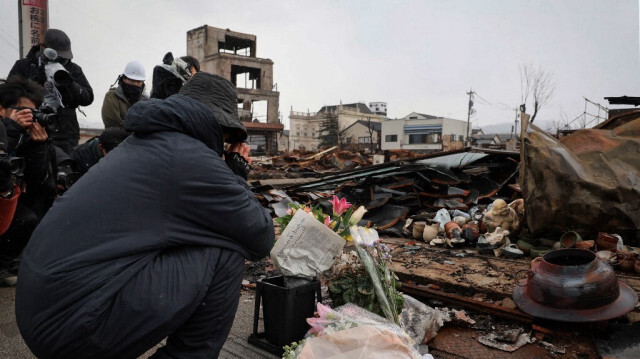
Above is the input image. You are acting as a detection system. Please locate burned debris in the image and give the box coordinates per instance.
[248,129,640,357]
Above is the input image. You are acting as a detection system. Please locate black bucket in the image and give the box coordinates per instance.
[248,276,321,354]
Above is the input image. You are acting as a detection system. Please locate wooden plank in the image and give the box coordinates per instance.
[383,237,640,299]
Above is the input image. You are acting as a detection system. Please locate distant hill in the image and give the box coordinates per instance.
[476,120,557,134]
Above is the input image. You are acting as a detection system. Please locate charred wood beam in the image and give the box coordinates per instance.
[400,282,534,324]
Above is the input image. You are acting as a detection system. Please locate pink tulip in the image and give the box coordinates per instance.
[330,195,352,216]
[323,216,332,227]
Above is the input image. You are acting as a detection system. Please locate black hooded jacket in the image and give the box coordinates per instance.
[16,94,273,355]
[9,45,94,142]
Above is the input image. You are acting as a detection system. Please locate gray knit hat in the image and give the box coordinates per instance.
[179,72,247,143]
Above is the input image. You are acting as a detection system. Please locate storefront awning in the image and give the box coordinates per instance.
[403,125,442,134]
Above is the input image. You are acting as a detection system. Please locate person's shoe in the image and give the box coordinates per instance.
[8,260,20,275]
[0,268,17,287]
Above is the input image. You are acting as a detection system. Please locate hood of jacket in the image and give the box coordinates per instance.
[25,44,41,62]
[124,94,224,156]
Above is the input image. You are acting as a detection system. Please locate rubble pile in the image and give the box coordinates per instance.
[246,115,640,358]
[255,149,520,239]
[249,147,374,180]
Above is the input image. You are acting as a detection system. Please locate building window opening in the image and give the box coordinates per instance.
[218,35,255,56]
[231,65,261,89]
[385,134,398,142]
[408,133,441,144]
[250,100,268,122]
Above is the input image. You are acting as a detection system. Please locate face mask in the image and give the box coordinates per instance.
[120,79,143,105]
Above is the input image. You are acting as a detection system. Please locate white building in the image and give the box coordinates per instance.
[289,103,386,151]
[369,102,387,116]
[381,112,468,152]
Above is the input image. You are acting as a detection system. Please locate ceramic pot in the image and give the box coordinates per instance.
[444,221,462,239]
[502,243,524,259]
[412,221,426,240]
[447,237,466,248]
[575,240,594,250]
[422,222,440,242]
[597,232,619,251]
[560,231,581,248]
[453,216,468,227]
[430,236,446,246]
[618,252,638,272]
[461,222,480,244]
[596,250,621,265]
[513,249,638,322]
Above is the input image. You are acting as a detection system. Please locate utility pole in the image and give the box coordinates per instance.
[466,88,475,147]
[513,107,519,139]
[18,0,49,58]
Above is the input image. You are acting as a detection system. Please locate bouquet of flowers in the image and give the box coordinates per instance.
[274,195,367,238]
[275,195,403,324]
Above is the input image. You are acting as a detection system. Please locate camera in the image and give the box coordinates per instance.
[42,48,72,87]
[30,106,58,127]
[56,161,81,194]
[0,155,25,177]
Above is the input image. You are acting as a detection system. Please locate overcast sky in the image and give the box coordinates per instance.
[0,0,638,131]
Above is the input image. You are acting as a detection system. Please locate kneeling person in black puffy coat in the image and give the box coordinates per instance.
[15,72,274,359]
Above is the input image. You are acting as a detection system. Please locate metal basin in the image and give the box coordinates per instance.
[513,248,637,322]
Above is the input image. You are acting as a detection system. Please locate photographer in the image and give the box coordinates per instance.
[150,52,199,99]
[0,77,55,286]
[9,29,94,154]
[0,121,20,237]
[70,127,130,175]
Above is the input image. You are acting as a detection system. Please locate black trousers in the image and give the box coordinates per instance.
[149,248,244,359]
[0,202,39,267]
[24,247,245,359]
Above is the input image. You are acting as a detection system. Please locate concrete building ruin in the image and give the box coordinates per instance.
[187,25,282,154]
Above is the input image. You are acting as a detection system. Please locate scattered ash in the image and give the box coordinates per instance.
[244,257,278,284]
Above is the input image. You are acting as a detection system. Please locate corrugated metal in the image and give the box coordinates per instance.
[417,152,487,168]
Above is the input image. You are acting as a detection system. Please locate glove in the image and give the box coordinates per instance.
[225,152,251,180]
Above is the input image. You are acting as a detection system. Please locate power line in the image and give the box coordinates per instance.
[474,92,492,106]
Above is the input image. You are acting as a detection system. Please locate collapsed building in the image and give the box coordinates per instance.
[249,110,640,357]
[187,25,283,155]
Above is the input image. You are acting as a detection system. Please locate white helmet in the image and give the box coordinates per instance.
[123,60,146,81]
